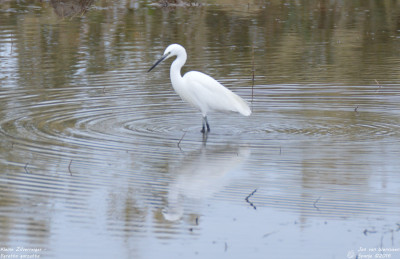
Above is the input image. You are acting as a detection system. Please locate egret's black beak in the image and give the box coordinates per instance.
[148,53,170,72]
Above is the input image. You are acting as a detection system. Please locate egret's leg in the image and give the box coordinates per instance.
[201,116,210,133]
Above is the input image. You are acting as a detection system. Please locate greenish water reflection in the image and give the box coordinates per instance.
[0,1,400,259]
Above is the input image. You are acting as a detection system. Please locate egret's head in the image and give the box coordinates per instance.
[148,44,185,72]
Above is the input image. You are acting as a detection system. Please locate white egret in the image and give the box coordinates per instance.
[148,44,251,133]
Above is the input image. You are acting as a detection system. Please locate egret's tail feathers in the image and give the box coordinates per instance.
[239,104,252,116]
[231,93,252,116]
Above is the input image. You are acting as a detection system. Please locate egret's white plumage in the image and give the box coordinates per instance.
[148,44,251,133]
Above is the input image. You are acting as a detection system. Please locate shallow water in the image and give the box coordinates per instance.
[1,1,400,258]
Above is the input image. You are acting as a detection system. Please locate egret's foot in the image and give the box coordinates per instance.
[201,125,210,133]
[201,116,210,133]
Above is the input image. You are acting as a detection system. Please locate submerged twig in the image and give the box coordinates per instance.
[363,229,377,236]
[262,231,277,238]
[390,229,394,246]
[24,163,30,174]
[251,46,255,105]
[177,131,187,151]
[68,159,73,176]
[245,188,257,210]
[10,31,14,55]
[313,196,321,211]
[375,79,382,93]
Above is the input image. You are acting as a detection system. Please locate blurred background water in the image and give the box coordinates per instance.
[0,0,400,258]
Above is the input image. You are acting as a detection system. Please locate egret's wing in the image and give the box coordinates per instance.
[183,71,251,116]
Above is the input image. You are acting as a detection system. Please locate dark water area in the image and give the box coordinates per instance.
[1,1,400,258]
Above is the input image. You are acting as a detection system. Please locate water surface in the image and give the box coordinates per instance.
[1,1,400,258]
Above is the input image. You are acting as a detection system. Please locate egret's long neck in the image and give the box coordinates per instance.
[170,52,187,90]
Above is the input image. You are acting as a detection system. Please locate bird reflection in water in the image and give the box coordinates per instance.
[162,144,250,221]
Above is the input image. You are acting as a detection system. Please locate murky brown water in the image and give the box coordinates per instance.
[1,1,400,258]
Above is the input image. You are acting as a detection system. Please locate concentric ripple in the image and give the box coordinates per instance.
[2,84,400,162]
[245,84,400,140]
[1,89,205,162]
